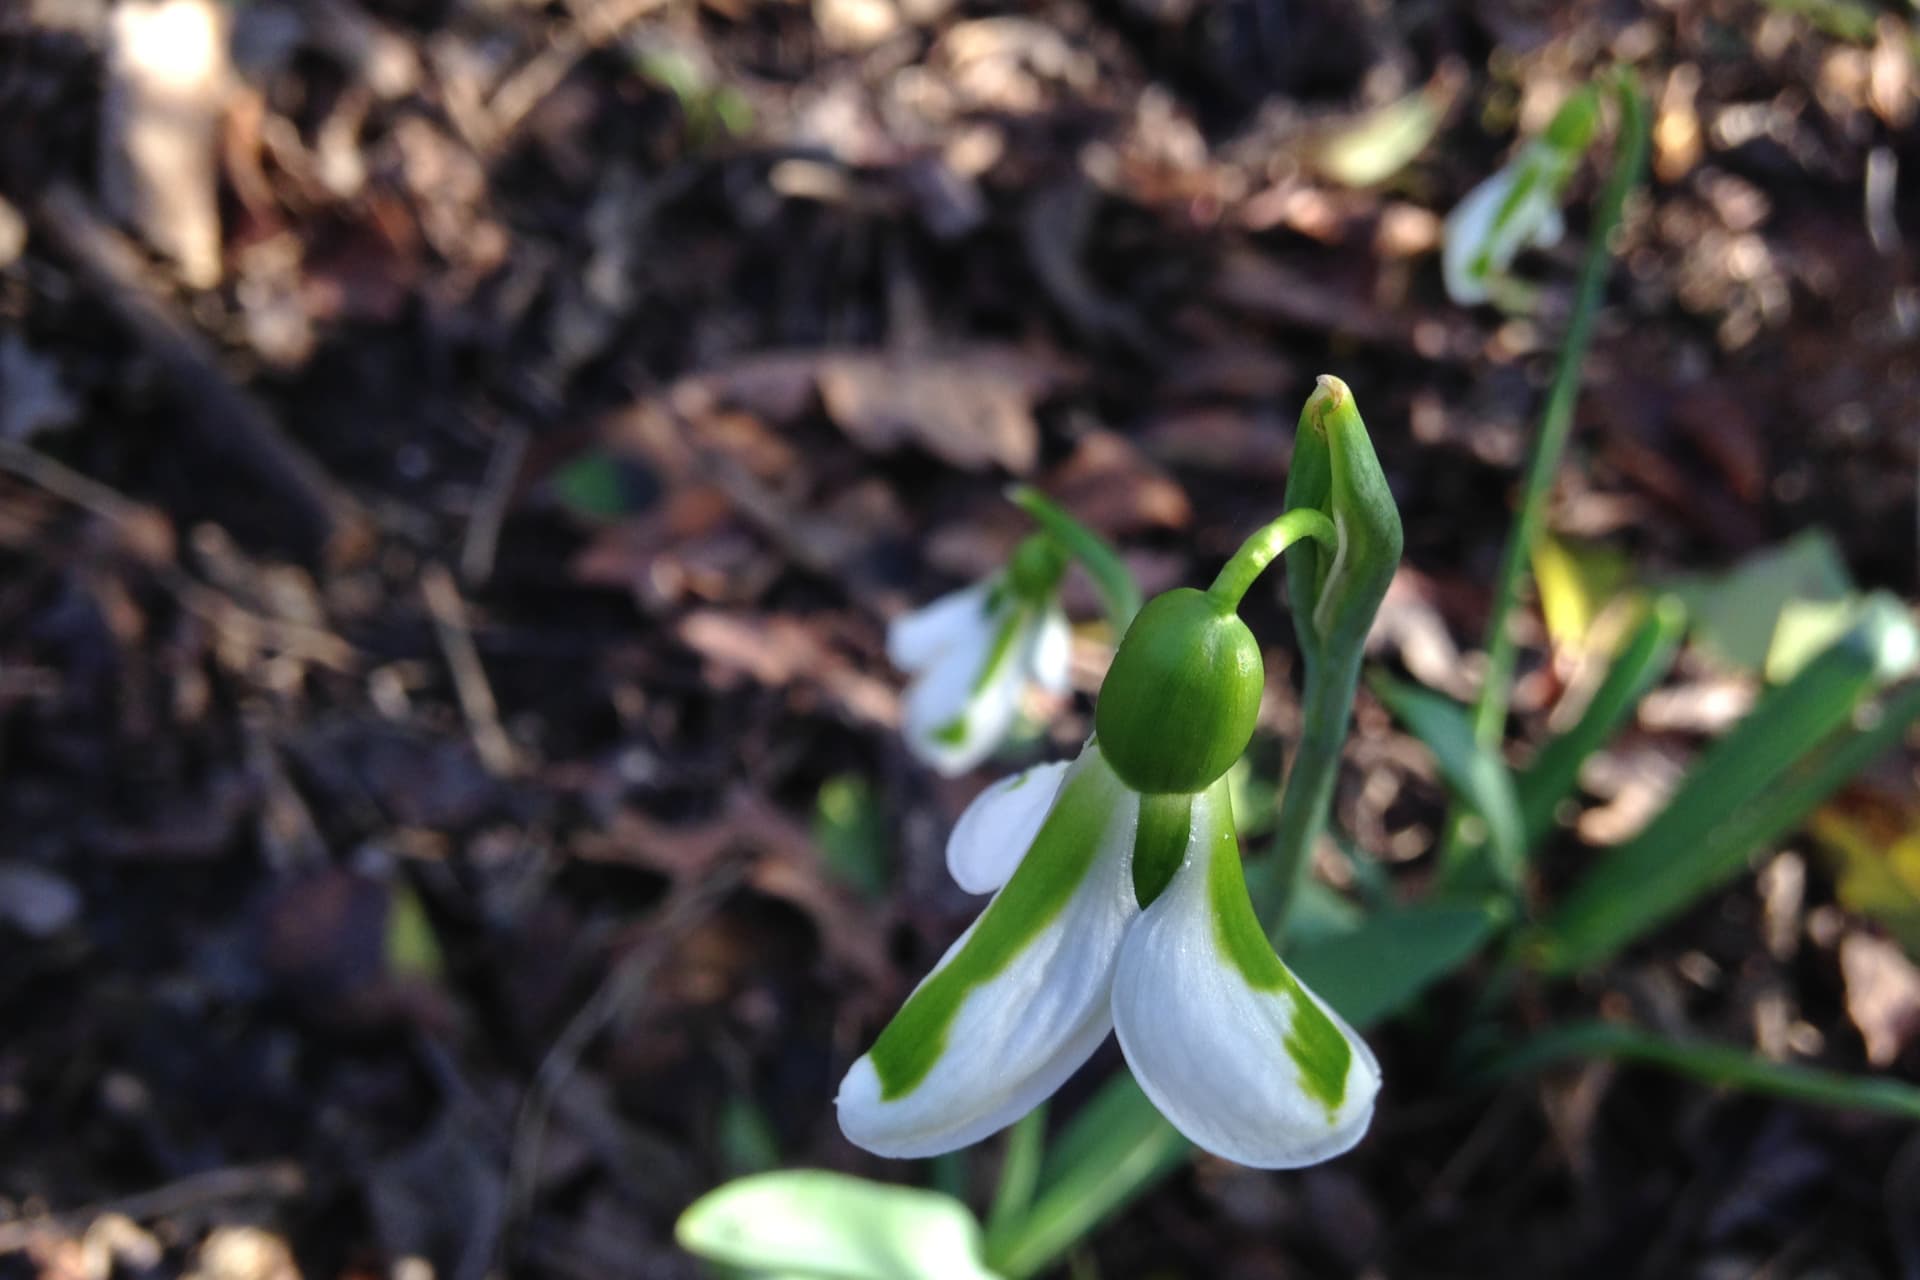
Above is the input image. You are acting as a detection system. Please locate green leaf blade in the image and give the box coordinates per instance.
[1538,615,1920,974]
[676,1171,1002,1280]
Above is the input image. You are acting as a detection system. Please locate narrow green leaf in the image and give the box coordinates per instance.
[1493,1021,1920,1122]
[1005,487,1142,632]
[676,1171,1001,1280]
[1372,675,1526,893]
[1287,899,1505,1028]
[1515,596,1686,848]
[983,1107,1047,1251]
[986,1082,1186,1280]
[1537,611,1920,974]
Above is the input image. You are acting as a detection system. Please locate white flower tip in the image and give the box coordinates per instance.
[835,1056,949,1160]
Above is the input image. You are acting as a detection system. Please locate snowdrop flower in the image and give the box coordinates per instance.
[1442,88,1599,306]
[888,536,1071,777]
[839,584,1380,1168]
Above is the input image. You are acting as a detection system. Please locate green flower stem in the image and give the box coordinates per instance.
[1253,659,1360,940]
[1468,74,1648,751]
[1443,72,1647,880]
[1207,509,1337,613]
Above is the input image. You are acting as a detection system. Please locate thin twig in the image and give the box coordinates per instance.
[35,185,367,565]
[502,855,749,1262]
[0,1161,307,1253]
[421,561,519,776]
[485,0,672,152]
[460,423,528,585]
[0,442,358,671]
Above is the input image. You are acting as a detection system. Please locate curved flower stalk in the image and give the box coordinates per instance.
[889,535,1071,776]
[840,512,1381,1169]
[1442,87,1599,306]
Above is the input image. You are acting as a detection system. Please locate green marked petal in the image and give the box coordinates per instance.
[837,746,1142,1159]
[1109,777,1381,1169]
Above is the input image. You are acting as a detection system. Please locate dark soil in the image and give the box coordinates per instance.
[1,0,1917,1276]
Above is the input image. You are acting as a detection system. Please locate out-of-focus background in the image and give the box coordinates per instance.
[1,0,1917,1276]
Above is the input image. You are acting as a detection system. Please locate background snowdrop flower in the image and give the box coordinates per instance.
[838,587,1380,1168]
[888,535,1070,776]
[1442,87,1599,305]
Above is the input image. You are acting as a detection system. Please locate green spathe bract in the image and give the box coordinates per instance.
[1263,375,1403,936]
[1095,589,1262,795]
[869,761,1121,1099]
[1198,783,1352,1114]
[1284,376,1404,676]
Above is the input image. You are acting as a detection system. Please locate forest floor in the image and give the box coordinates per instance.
[1,0,1918,1276]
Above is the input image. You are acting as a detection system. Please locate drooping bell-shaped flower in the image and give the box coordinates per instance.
[838,573,1381,1167]
[888,535,1071,777]
[1442,88,1600,306]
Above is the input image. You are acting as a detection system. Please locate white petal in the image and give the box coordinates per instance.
[901,607,1029,777]
[1026,605,1072,695]
[946,759,1073,894]
[838,750,1140,1158]
[1534,203,1566,249]
[1111,782,1380,1169]
[1441,170,1511,305]
[887,583,995,674]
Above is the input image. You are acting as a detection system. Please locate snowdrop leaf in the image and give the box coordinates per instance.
[676,1170,1002,1280]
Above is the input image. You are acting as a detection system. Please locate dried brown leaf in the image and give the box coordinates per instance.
[817,347,1070,473]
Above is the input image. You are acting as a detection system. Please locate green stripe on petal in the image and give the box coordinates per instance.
[1109,779,1378,1167]
[968,605,1029,698]
[870,758,1126,1099]
[1204,785,1352,1116]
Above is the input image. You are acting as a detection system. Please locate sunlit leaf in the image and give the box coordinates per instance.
[1531,532,1634,654]
[1666,529,1851,675]
[677,1171,1001,1280]
[1312,74,1458,188]
[1810,792,1920,957]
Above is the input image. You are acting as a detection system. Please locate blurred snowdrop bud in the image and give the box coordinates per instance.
[889,535,1071,776]
[1442,88,1599,306]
